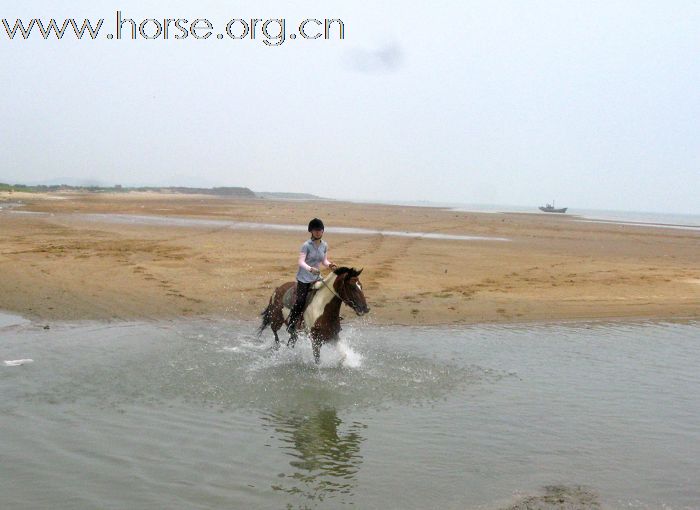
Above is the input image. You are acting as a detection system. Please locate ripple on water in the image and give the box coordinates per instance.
[4,321,504,415]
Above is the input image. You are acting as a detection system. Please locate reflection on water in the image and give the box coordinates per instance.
[263,406,366,505]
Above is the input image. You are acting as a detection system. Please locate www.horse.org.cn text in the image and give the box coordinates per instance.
[2,11,345,46]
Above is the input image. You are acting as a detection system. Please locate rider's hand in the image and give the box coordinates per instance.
[329,263,337,270]
[310,267,320,275]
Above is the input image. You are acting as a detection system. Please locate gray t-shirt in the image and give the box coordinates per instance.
[296,239,328,283]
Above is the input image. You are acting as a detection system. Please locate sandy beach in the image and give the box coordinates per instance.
[1,191,698,325]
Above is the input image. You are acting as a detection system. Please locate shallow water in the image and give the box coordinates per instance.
[0,311,29,328]
[574,218,700,232]
[2,319,699,509]
[446,203,700,231]
[6,210,510,242]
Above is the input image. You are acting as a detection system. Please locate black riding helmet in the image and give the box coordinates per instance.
[308,218,325,232]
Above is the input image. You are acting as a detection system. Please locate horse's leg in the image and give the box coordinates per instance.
[286,308,298,348]
[270,301,285,350]
[312,338,322,364]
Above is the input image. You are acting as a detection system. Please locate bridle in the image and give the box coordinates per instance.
[316,274,360,311]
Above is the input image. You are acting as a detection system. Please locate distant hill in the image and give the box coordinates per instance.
[0,183,256,198]
[0,183,329,200]
[256,192,325,200]
[162,187,256,197]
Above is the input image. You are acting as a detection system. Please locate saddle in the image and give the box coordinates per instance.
[282,280,323,311]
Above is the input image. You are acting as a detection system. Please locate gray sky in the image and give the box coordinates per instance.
[2,1,699,214]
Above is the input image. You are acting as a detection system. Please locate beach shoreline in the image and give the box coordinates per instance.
[1,191,698,326]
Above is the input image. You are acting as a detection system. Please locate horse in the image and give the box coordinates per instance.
[258,267,370,363]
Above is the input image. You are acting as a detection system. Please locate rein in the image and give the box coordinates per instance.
[316,274,354,308]
[317,275,342,300]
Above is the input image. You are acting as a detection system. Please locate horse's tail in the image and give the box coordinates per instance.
[257,299,273,336]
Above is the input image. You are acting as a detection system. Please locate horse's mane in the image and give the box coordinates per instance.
[333,266,362,278]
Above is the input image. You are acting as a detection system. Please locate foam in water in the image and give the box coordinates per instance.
[4,358,34,367]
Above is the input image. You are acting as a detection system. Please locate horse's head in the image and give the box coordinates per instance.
[333,267,370,316]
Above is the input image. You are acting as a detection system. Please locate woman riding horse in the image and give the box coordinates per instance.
[259,266,370,363]
[286,218,337,342]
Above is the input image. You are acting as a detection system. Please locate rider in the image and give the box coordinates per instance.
[286,218,337,340]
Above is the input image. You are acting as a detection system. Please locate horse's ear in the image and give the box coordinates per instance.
[357,268,363,276]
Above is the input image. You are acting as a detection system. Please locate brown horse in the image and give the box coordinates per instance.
[258,267,370,363]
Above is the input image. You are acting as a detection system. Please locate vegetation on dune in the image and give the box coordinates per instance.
[0,183,257,197]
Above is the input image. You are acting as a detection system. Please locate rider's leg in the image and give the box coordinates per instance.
[287,281,310,336]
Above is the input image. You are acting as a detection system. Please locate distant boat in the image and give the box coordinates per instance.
[539,202,568,213]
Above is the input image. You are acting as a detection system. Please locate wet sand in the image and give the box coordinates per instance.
[1,191,698,325]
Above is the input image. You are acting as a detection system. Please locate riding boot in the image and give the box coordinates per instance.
[287,280,310,347]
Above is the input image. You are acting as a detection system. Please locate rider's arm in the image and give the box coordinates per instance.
[298,251,313,272]
[322,251,336,269]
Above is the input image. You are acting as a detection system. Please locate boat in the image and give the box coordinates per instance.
[539,202,568,213]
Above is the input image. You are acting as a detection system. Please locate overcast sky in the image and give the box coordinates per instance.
[2,1,699,213]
